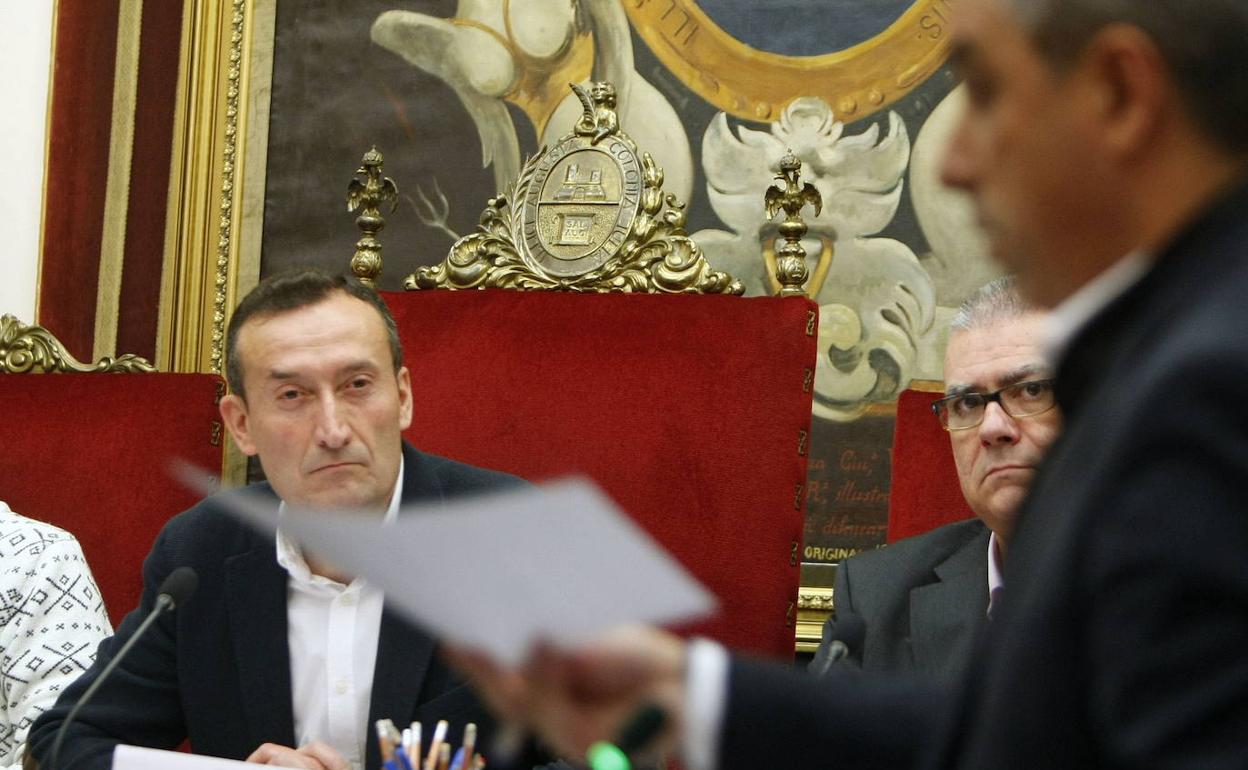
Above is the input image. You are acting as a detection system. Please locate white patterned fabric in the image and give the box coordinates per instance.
[0,501,112,770]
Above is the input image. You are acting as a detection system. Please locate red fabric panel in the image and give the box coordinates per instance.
[0,374,225,625]
[115,0,185,362]
[887,389,974,543]
[38,0,121,360]
[385,291,817,660]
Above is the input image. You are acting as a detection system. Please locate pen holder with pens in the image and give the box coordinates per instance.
[377,719,485,770]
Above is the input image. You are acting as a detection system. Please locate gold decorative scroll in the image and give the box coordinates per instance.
[1,315,156,374]
[405,82,743,295]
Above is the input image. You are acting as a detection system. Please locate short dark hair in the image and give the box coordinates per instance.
[225,269,403,399]
[1011,0,1248,156]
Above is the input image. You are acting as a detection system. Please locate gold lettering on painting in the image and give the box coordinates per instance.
[918,0,954,40]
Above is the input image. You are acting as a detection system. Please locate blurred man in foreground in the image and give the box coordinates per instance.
[813,278,1058,680]
[452,0,1248,767]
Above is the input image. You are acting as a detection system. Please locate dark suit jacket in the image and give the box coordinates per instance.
[28,444,521,770]
[722,178,1248,770]
[814,519,988,680]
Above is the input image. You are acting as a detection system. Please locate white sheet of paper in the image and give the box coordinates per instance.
[113,745,251,770]
[191,473,716,664]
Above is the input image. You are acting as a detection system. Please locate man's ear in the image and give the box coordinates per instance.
[219,393,259,456]
[1078,23,1167,161]
[396,366,414,432]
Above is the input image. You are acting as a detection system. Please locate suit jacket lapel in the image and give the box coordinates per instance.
[364,608,438,770]
[225,543,295,750]
[398,443,446,504]
[362,443,444,770]
[909,529,990,677]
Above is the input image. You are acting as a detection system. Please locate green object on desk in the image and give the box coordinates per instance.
[587,741,631,770]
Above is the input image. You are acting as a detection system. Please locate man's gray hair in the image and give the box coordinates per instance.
[1008,0,1248,155]
[950,276,1034,333]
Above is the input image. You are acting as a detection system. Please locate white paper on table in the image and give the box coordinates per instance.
[113,745,251,770]
[179,469,716,665]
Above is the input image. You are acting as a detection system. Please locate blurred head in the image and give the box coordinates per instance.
[219,269,411,514]
[940,0,1248,306]
[937,278,1060,549]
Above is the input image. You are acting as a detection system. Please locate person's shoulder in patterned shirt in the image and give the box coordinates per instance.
[0,501,112,770]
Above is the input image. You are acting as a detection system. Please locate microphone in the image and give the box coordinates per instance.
[49,567,198,770]
[586,704,666,770]
[809,611,866,677]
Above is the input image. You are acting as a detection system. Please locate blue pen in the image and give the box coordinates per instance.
[395,741,416,770]
[448,747,465,770]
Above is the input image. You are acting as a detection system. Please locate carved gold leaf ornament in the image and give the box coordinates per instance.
[406,82,743,295]
[0,315,156,374]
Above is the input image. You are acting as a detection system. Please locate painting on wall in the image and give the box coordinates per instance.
[256,0,1002,575]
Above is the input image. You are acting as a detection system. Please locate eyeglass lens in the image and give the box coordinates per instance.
[939,380,1055,429]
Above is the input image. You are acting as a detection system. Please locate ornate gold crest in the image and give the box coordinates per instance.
[405,82,742,294]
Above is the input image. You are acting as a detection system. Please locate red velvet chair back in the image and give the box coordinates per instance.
[887,388,974,543]
[0,373,226,625]
[386,290,817,660]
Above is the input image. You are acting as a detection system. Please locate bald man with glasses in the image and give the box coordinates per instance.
[813,277,1060,680]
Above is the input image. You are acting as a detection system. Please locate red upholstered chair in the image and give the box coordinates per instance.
[886,388,974,543]
[0,316,226,625]
[386,290,818,660]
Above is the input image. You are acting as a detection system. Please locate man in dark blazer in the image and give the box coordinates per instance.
[29,271,520,770]
[449,0,1248,768]
[817,518,988,678]
[814,281,1058,680]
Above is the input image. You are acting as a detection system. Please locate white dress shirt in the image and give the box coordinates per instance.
[275,458,403,770]
[986,531,1005,620]
[1043,250,1152,366]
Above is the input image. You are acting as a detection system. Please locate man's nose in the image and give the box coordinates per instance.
[313,397,352,449]
[978,401,1021,446]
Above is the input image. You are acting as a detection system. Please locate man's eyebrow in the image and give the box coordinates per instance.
[337,360,380,376]
[950,38,988,77]
[948,40,971,73]
[997,363,1050,387]
[264,361,378,382]
[944,363,1050,397]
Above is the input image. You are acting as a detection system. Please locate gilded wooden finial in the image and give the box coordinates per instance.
[346,146,399,286]
[764,150,822,297]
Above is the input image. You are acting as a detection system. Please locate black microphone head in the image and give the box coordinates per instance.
[833,610,867,655]
[157,566,198,609]
[809,609,869,677]
[615,704,667,754]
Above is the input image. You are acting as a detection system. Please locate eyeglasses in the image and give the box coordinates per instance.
[931,378,1056,431]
